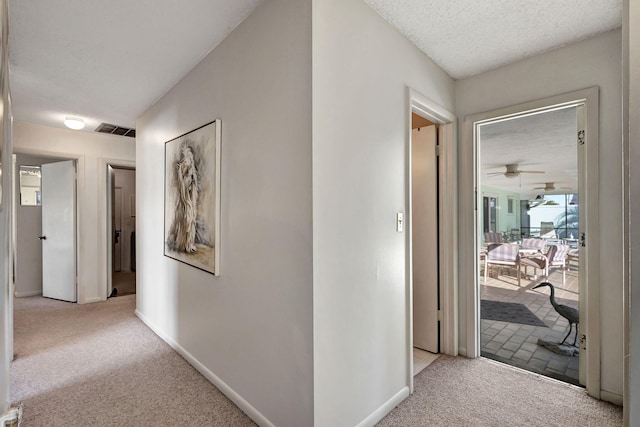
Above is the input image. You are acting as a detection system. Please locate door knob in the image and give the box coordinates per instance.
[38,235,47,240]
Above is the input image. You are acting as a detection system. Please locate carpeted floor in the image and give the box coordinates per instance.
[377,355,622,426]
[11,295,622,426]
[11,295,255,426]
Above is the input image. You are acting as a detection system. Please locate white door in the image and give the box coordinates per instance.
[41,160,76,302]
[412,126,439,353]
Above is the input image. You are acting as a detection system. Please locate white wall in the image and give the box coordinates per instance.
[13,123,135,304]
[135,0,312,426]
[456,29,623,399]
[113,168,135,272]
[312,0,455,425]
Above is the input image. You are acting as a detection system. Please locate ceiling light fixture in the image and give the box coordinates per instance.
[64,117,85,130]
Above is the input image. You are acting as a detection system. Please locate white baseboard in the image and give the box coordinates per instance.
[135,309,275,427]
[355,386,410,427]
[600,390,623,406]
[14,290,41,298]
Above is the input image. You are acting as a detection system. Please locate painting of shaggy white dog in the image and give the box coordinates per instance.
[164,120,220,274]
[168,143,200,253]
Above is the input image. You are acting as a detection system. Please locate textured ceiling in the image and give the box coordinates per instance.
[8,1,622,135]
[364,0,622,79]
[479,107,578,200]
[9,0,264,131]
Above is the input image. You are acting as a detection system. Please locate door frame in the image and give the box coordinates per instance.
[100,159,135,300]
[407,88,458,392]
[461,87,600,398]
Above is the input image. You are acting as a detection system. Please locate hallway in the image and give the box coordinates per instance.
[11,295,254,425]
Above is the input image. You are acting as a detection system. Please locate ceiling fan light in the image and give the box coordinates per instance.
[64,117,85,130]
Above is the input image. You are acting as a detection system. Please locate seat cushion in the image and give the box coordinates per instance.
[520,257,544,269]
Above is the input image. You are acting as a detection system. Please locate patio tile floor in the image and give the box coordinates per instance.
[480,262,581,386]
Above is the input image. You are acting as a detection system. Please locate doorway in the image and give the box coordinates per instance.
[477,106,581,385]
[411,113,440,375]
[407,89,457,391]
[463,87,600,397]
[482,195,497,233]
[14,154,77,301]
[107,166,136,297]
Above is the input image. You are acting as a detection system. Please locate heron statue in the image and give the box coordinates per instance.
[533,282,580,346]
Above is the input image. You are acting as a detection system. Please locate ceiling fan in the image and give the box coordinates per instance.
[487,164,545,179]
[533,182,572,191]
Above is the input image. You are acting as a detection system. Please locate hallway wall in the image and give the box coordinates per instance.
[135,0,313,425]
[456,29,623,401]
[13,123,135,304]
[312,0,455,425]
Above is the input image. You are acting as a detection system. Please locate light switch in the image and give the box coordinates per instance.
[396,212,404,232]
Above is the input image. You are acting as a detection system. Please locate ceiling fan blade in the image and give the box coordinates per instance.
[519,170,545,174]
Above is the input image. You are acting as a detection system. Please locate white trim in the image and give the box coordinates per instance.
[438,122,458,357]
[355,387,410,427]
[461,87,600,397]
[135,309,274,427]
[600,390,623,406]
[407,88,458,395]
[14,290,41,298]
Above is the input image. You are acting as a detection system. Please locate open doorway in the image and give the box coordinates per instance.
[407,89,457,391]
[411,112,441,375]
[14,154,77,301]
[465,87,601,397]
[478,106,581,385]
[107,166,136,297]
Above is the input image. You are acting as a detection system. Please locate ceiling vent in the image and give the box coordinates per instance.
[95,123,136,138]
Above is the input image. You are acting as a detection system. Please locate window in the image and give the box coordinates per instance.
[20,165,42,206]
[483,196,497,232]
[507,197,514,214]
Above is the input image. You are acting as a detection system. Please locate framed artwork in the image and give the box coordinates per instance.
[164,119,221,275]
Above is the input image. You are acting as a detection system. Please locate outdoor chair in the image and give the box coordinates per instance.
[567,248,579,271]
[521,237,546,253]
[484,243,521,286]
[484,232,503,244]
[520,244,571,285]
[518,237,547,278]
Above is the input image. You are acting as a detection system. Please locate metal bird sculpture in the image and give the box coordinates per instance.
[533,282,580,346]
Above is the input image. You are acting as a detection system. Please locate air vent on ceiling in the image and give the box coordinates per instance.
[95,123,136,138]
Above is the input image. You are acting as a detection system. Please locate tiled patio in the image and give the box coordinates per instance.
[480,257,581,385]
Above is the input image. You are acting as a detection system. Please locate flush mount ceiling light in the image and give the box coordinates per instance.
[64,117,85,130]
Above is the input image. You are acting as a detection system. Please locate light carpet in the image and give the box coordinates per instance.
[12,295,623,426]
[377,355,622,426]
[11,295,255,426]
